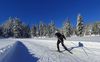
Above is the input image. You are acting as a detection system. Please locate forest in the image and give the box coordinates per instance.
[0,14,100,38]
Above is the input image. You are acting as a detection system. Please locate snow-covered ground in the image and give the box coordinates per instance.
[0,36,100,62]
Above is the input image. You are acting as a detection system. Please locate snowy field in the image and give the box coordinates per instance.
[0,36,100,62]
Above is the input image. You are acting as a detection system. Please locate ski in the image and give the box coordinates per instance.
[51,50,65,54]
[51,50,73,54]
[69,51,73,54]
[67,50,73,54]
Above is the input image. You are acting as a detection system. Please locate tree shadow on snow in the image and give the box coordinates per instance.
[69,42,84,51]
[4,41,39,62]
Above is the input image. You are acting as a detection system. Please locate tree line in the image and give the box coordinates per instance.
[0,13,100,38]
[0,17,57,38]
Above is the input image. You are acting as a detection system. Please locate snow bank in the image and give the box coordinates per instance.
[0,40,39,62]
[0,42,16,62]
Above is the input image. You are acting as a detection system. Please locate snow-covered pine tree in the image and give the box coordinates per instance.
[0,26,3,36]
[3,28,8,37]
[84,30,90,36]
[13,17,23,37]
[63,18,71,37]
[35,24,40,37]
[21,23,28,38]
[30,25,36,38]
[2,22,7,37]
[45,24,50,37]
[50,21,55,37]
[47,24,51,37]
[60,28,63,34]
[26,23,30,38]
[43,24,47,36]
[77,13,84,37]
[39,21,44,37]
[7,17,14,37]
[13,25,21,38]
[92,23,99,35]
[84,27,92,36]
[2,17,14,37]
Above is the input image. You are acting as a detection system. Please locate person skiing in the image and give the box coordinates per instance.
[55,31,72,54]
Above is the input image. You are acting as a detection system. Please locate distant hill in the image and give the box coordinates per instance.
[84,21,100,30]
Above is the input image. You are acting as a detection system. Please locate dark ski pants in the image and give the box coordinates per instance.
[57,39,69,51]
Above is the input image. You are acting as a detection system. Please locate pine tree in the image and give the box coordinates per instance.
[13,17,22,37]
[92,23,99,35]
[35,24,40,37]
[3,28,8,37]
[30,25,36,38]
[0,26,3,36]
[63,18,71,37]
[47,24,51,37]
[77,13,84,37]
[50,21,55,37]
[39,21,44,37]
[2,17,14,37]
[26,23,30,38]
[8,17,14,37]
[13,25,20,38]
[43,24,47,36]
[21,23,28,38]
[85,30,90,36]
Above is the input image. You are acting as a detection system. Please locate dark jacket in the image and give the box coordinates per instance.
[55,33,66,40]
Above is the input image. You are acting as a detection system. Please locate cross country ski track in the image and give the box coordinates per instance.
[0,37,100,62]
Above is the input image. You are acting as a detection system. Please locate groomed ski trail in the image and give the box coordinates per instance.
[0,37,100,62]
[20,38,100,62]
[21,40,78,62]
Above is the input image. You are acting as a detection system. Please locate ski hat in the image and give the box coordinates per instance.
[55,31,58,33]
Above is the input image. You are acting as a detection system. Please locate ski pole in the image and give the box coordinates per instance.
[58,38,62,42]
[67,40,77,46]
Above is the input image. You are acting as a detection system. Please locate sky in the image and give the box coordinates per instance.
[0,0,100,28]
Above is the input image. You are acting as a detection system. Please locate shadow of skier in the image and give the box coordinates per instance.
[61,42,84,52]
[68,42,88,55]
[69,42,84,51]
[5,41,39,62]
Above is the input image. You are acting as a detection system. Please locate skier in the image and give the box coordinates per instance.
[55,31,72,54]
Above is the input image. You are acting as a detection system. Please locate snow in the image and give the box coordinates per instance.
[0,36,100,62]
